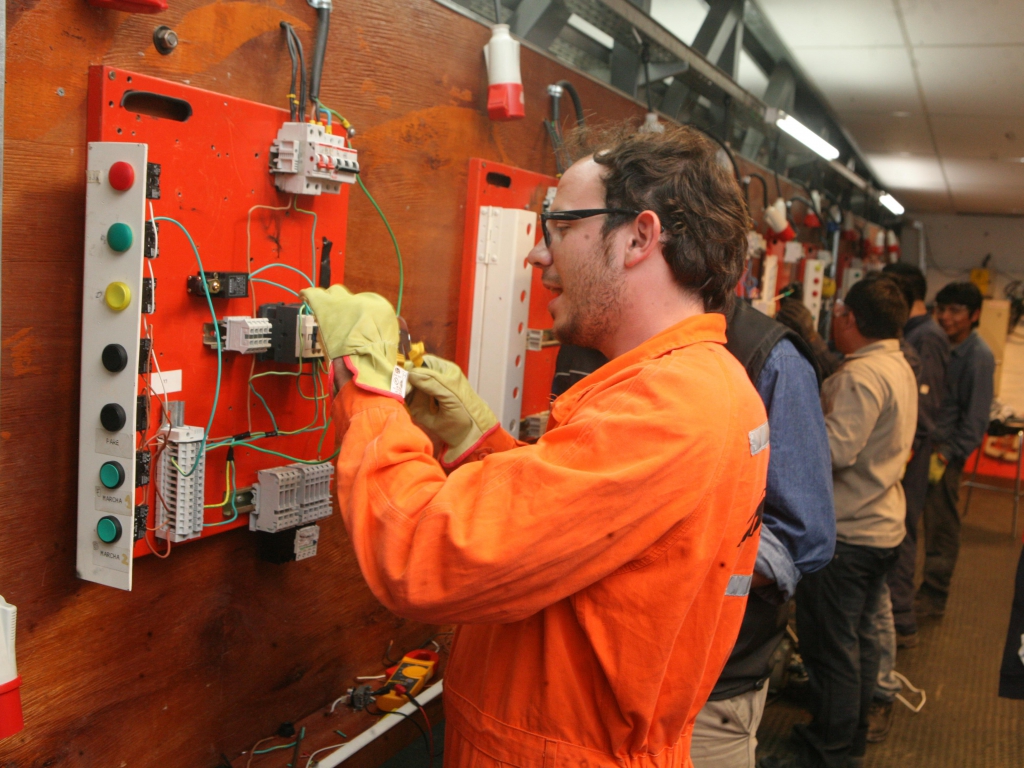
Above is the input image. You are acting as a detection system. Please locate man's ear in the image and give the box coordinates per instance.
[623,210,662,269]
[970,308,982,325]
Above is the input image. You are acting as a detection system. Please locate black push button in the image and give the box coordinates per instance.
[102,343,128,373]
[100,403,127,432]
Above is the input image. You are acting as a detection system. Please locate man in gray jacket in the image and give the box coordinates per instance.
[917,281,995,617]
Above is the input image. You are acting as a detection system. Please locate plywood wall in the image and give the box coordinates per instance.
[0,1,829,766]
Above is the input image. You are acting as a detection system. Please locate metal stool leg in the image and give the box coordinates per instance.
[1013,431,1023,538]
[963,440,984,518]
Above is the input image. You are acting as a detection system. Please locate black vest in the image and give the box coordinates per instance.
[709,298,821,701]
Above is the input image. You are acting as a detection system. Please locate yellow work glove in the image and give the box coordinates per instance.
[300,285,402,397]
[407,354,499,467]
[929,452,948,485]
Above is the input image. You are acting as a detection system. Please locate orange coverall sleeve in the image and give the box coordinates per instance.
[333,361,751,626]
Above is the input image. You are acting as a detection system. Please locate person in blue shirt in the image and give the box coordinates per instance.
[918,281,995,617]
[551,297,836,768]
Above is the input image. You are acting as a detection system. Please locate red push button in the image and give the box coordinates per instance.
[108,162,135,191]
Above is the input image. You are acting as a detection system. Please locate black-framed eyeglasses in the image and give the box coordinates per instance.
[540,208,640,248]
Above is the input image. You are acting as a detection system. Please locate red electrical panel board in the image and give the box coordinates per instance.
[86,66,349,560]
[455,159,560,429]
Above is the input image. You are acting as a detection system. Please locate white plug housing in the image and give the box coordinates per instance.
[269,122,358,195]
[156,425,207,542]
[296,313,324,360]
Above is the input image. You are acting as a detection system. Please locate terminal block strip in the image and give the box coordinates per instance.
[155,425,207,542]
[250,462,334,533]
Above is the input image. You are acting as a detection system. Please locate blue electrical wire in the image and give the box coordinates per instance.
[250,263,313,286]
[250,277,301,297]
[152,216,220,477]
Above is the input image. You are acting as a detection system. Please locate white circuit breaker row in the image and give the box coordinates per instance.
[468,206,537,438]
[269,122,359,195]
[250,461,334,533]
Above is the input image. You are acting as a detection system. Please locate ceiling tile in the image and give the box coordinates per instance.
[942,158,1024,188]
[756,0,904,47]
[838,112,934,155]
[787,47,920,114]
[865,153,949,191]
[931,115,1024,159]
[900,0,1024,46]
[915,46,1024,117]
[949,189,1024,215]
[897,189,955,213]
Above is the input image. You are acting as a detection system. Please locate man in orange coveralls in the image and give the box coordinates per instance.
[301,124,770,768]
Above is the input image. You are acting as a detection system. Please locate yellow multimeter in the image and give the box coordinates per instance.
[375,651,437,712]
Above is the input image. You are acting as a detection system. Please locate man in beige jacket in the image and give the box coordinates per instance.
[771,273,917,768]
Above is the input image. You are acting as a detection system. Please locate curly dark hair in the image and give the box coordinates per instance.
[566,122,750,312]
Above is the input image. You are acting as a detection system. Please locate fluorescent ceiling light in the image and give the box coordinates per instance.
[879,193,905,215]
[776,114,840,161]
[567,14,614,49]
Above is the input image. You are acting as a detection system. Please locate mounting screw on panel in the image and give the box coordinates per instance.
[153,26,178,55]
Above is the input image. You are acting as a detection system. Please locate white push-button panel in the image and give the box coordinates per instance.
[76,142,148,591]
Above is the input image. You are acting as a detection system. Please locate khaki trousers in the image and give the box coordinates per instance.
[690,684,771,768]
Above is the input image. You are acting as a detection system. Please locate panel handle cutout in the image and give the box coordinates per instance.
[485,172,512,188]
[120,91,192,122]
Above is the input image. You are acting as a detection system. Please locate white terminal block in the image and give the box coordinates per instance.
[802,259,826,326]
[293,525,320,561]
[250,462,334,533]
[296,313,324,359]
[155,425,207,543]
[226,316,272,354]
[269,122,359,195]
[76,142,148,591]
[468,207,537,438]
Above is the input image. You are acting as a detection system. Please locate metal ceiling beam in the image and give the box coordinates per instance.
[596,0,767,117]
[510,0,571,50]
[690,0,744,80]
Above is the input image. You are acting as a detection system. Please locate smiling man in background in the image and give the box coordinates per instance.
[917,281,994,619]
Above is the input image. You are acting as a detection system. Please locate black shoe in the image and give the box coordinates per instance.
[866,699,894,743]
[896,631,919,648]
[914,591,946,618]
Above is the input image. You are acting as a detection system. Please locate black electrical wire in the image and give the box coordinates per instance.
[773,168,782,199]
[745,172,769,210]
[640,41,653,113]
[556,80,585,127]
[367,705,435,765]
[695,126,740,182]
[309,7,330,113]
[281,22,306,122]
[281,22,299,121]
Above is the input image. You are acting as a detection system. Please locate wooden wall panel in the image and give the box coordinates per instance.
[0,1,831,766]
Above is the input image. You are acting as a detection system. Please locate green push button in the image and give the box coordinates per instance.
[107,222,133,253]
[97,516,122,544]
[99,461,125,489]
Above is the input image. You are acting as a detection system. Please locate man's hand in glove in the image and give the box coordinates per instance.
[407,354,499,468]
[299,285,405,400]
[928,452,948,485]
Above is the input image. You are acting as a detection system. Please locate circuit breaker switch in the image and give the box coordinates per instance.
[269,122,358,195]
[99,461,126,489]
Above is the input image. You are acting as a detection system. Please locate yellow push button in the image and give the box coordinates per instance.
[104,281,131,311]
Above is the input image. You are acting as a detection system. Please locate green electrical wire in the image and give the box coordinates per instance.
[291,196,319,286]
[357,175,404,315]
[251,278,300,297]
[250,262,313,286]
[203,461,240,527]
[313,101,405,314]
[253,741,297,755]
[153,216,221,477]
